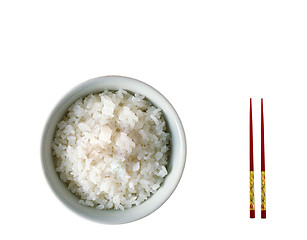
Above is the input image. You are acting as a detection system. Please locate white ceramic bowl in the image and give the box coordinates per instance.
[41,76,186,224]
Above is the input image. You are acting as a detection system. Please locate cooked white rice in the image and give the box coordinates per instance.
[52,90,170,210]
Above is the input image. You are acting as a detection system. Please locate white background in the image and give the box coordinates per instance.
[1,1,307,239]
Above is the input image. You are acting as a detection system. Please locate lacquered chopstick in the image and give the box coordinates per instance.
[261,98,266,219]
[249,98,255,218]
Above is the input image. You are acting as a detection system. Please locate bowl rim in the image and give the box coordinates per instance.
[41,75,187,224]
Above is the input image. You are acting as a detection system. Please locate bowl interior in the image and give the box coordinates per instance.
[41,76,186,224]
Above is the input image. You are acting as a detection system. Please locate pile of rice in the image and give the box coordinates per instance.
[52,90,170,210]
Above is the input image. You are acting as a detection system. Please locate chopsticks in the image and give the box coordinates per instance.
[249,98,266,219]
[261,98,266,219]
[249,98,255,218]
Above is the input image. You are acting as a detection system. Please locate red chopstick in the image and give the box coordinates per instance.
[261,98,266,218]
[249,98,255,218]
